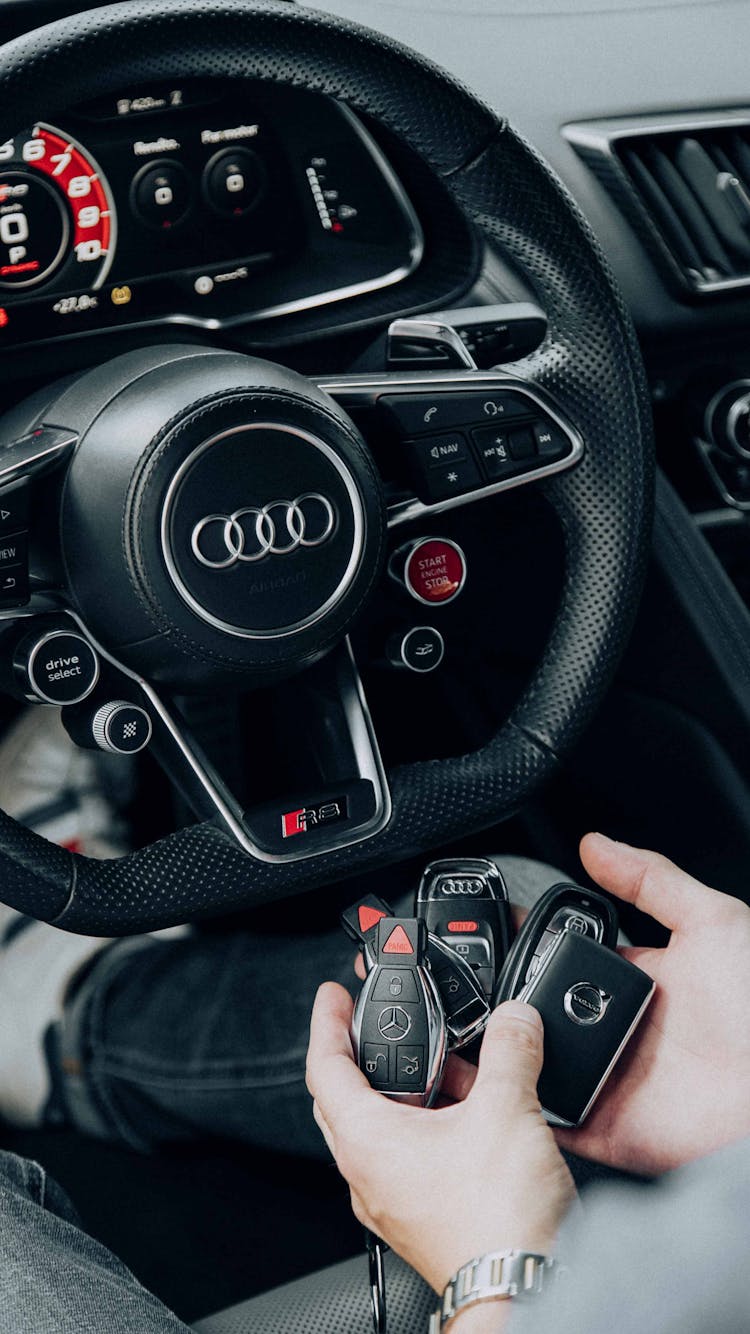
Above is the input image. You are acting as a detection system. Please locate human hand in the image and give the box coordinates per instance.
[554,833,750,1176]
[306,986,574,1297]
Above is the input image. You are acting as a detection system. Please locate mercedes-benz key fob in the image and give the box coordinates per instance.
[342,894,489,1050]
[351,917,447,1106]
[495,882,619,1004]
[416,859,512,999]
[517,930,655,1126]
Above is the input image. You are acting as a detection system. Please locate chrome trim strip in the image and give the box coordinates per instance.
[160,422,365,640]
[0,424,77,488]
[576,980,655,1125]
[318,370,584,528]
[694,436,750,512]
[6,598,391,864]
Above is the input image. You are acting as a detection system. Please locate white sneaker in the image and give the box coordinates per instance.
[0,706,194,1126]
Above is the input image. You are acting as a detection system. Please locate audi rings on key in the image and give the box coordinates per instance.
[191,494,337,568]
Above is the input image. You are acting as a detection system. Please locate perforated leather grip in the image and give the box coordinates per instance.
[0,0,653,932]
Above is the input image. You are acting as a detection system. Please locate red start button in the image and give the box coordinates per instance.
[404,538,466,605]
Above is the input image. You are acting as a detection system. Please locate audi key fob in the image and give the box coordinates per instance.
[416,859,512,1000]
[342,895,489,1050]
[494,882,619,1005]
[518,930,655,1126]
[351,917,447,1106]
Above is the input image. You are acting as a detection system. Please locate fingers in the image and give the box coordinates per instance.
[580,833,723,933]
[472,1000,544,1108]
[354,952,367,981]
[306,982,370,1131]
[439,1052,479,1103]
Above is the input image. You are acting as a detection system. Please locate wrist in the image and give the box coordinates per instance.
[450,1303,513,1332]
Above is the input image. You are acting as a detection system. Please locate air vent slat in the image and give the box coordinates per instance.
[620,148,707,277]
[674,138,750,259]
[566,113,750,294]
[642,146,732,276]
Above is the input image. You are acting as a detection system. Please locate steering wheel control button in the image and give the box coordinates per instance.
[0,505,29,606]
[410,432,469,470]
[91,701,152,754]
[132,160,192,228]
[18,630,100,705]
[380,391,529,437]
[203,148,266,217]
[395,538,467,606]
[533,422,568,459]
[508,427,536,460]
[0,483,29,537]
[415,451,482,502]
[388,625,444,673]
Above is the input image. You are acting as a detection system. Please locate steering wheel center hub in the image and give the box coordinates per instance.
[55,347,385,687]
[162,421,364,639]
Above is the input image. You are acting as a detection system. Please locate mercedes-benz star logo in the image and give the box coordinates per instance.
[191,493,336,569]
[377,1006,412,1042]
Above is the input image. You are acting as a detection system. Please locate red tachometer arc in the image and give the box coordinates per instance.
[31,124,117,289]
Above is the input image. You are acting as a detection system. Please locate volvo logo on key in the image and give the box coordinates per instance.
[191,493,336,568]
[563,982,611,1026]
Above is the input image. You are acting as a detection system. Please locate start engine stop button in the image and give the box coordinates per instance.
[402,538,466,606]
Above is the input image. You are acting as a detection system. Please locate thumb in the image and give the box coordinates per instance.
[473,1000,544,1109]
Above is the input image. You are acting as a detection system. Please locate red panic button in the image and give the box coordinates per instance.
[404,539,466,606]
[447,921,478,932]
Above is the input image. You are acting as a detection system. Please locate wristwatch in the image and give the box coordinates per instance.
[429,1249,561,1331]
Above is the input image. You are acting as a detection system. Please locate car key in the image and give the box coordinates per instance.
[341,893,393,971]
[416,858,512,1000]
[517,929,655,1126]
[494,882,619,1005]
[351,916,447,1106]
[342,894,489,1050]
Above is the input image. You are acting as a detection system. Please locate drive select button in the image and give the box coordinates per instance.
[24,631,100,705]
[404,538,466,606]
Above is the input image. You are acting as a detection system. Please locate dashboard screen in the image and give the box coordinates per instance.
[0,81,422,348]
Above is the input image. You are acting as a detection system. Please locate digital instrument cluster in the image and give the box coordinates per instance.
[0,82,422,349]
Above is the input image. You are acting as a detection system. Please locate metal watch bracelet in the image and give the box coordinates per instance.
[429,1249,560,1332]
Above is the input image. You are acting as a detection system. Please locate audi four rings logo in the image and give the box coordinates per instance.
[191,494,337,568]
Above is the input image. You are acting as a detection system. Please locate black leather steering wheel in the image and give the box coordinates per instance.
[0,0,653,934]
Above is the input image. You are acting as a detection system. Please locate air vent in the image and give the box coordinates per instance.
[566,114,750,295]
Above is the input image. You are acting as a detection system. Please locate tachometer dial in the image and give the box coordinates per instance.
[0,124,116,291]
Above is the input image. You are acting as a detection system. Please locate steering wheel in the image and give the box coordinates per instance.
[0,0,653,935]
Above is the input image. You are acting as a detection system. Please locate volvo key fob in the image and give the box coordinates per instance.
[518,930,655,1126]
[351,917,447,1106]
[495,882,619,1004]
[342,894,489,1050]
[416,859,512,1000]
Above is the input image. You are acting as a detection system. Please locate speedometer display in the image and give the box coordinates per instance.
[0,124,116,291]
